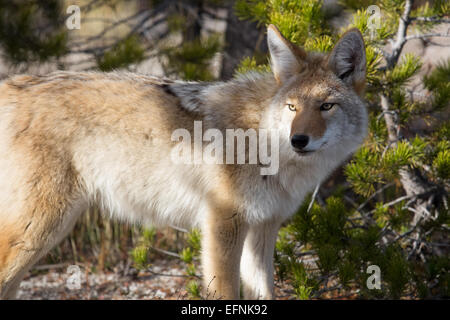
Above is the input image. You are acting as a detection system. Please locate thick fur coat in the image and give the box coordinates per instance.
[0,25,367,299]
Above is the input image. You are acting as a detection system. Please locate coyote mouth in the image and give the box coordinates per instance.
[294,149,314,156]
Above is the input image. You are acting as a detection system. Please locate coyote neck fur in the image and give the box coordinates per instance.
[169,72,279,130]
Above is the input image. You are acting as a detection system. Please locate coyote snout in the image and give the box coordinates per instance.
[291,134,310,151]
[0,24,367,299]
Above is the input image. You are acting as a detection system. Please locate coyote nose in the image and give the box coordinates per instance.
[291,134,309,149]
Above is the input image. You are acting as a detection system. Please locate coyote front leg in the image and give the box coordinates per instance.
[240,219,282,299]
[202,210,248,300]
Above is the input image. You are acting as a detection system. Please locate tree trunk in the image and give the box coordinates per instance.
[220,2,266,80]
[380,93,431,225]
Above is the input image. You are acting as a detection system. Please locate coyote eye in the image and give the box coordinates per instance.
[286,104,296,112]
[320,103,335,111]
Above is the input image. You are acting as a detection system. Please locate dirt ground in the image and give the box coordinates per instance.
[17,259,191,300]
[17,259,296,300]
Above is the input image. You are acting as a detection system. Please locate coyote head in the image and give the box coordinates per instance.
[266,25,368,161]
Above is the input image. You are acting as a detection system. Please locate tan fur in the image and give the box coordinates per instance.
[267,25,307,84]
[291,108,326,139]
[0,27,367,300]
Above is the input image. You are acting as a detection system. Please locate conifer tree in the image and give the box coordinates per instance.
[0,0,228,78]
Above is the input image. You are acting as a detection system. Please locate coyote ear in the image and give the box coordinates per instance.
[267,24,305,84]
[328,29,366,95]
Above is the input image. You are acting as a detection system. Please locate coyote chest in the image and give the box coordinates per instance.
[80,147,336,229]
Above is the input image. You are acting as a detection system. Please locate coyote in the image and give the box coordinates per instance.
[0,25,367,299]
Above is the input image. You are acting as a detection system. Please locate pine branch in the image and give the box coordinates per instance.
[68,0,178,57]
[368,187,436,215]
[170,225,189,233]
[150,246,180,258]
[410,17,450,23]
[380,94,399,143]
[380,92,431,224]
[405,30,450,41]
[357,183,395,211]
[386,0,413,69]
[378,1,440,227]
[307,184,320,212]
[384,0,450,68]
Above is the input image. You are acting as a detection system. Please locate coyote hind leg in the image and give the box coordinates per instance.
[0,198,84,299]
[0,219,50,299]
